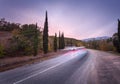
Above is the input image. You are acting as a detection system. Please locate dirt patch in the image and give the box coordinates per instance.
[0,50,69,72]
[108,51,120,56]
[89,49,120,84]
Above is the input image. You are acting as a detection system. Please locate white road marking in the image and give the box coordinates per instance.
[13,50,87,84]
[13,61,65,84]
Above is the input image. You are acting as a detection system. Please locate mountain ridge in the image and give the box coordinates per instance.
[82,36,111,42]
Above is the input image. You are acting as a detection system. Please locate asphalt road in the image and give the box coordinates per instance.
[0,48,120,84]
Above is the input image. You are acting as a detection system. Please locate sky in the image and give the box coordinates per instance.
[0,0,120,40]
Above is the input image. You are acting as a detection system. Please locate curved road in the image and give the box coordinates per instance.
[0,48,120,84]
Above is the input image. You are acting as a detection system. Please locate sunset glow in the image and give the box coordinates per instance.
[0,0,119,39]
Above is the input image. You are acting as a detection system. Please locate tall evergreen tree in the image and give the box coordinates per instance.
[118,19,120,41]
[59,31,61,49]
[43,11,49,54]
[54,33,57,52]
[63,33,65,48]
[117,19,120,52]
[61,32,65,49]
[113,19,120,53]
[58,32,65,49]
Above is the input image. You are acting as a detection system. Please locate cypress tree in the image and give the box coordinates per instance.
[59,31,61,49]
[43,11,49,54]
[118,19,120,41]
[58,31,65,49]
[54,33,57,52]
[117,19,120,52]
[63,33,65,48]
[61,32,65,49]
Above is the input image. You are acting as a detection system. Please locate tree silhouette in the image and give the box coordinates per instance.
[113,33,120,52]
[43,11,49,54]
[117,19,120,52]
[112,19,120,52]
[54,33,57,52]
[59,31,61,49]
[118,19,120,41]
[58,32,65,49]
[0,18,20,31]
[61,32,65,49]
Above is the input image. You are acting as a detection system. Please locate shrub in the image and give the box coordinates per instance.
[0,44,5,58]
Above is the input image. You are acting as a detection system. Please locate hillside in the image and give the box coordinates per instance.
[82,36,111,42]
[49,36,83,47]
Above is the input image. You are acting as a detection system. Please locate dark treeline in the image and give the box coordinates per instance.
[0,18,20,31]
[58,32,65,49]
[54,33,57,52]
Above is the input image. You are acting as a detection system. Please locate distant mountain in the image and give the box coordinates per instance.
[82,36,111,42]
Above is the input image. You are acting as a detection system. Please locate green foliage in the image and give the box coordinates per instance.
[85,39,114,51]
[0,44,5,58]
[54,33,57,52]
[58,32,65,49]
[65,38,82,47]
[0,18,20,31]
[99,40,114,51]
[22,24,40,56]
[33,24,39,56]
[61,19,120,52]
[118,19,120,41]
[12,30,32,55]
[61,33,65,49]
[59,31,61,49]
[10,23,40,56]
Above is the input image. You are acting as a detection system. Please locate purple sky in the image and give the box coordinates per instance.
[0,0,120,39]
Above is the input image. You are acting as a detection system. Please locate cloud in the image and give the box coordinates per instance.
[0,0,120,39]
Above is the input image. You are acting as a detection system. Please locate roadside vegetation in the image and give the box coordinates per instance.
[84,38,115,51]
[0,12,82,58]
[84,19,120,53]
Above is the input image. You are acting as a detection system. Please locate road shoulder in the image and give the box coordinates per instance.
[0,50,68,72]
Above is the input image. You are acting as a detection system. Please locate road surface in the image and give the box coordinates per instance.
[0,48,120,84]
